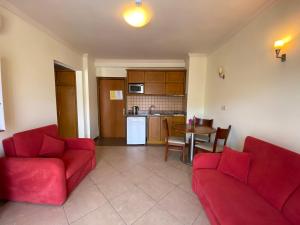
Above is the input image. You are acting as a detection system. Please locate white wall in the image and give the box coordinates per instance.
[205,0,300,152]
[186,54,207,121]
[0,6,82,155]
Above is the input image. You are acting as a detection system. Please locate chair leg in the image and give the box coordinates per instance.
[182,145,185,162]
[164,143,169,161]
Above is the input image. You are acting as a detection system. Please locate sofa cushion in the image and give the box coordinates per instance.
[61,150,93,179]
[39,135,65,158]
[13,125,59,157]
[244,137,300,210]
[193,169,290,225]
[218,147,251,183]
[282,186,300,225]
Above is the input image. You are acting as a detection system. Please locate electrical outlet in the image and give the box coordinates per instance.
[221,105,226,111]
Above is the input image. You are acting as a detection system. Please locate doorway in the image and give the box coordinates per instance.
[98,78,126,139]
[54,64,78,138]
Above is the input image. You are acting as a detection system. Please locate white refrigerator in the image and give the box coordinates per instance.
[127,117,146,145]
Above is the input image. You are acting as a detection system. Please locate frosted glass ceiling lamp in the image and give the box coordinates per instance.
[123,0,152,28]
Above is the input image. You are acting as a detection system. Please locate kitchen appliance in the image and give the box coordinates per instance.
[127,117,146,144]
[128,83,144,94]
[132,106,139,115]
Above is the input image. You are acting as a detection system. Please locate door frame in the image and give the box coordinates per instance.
[97,77,127,138]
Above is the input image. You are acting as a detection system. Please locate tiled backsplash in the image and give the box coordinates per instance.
[127,96,185,111]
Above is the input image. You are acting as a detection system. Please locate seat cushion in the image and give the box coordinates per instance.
[218,147,251,183]
[61,150,93,179]
[195,134,210,142]
[193,169,290,225]
[39,135,65,158]
[195,142,224,152]
[168,136,185,145]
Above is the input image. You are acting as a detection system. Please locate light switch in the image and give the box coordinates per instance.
[221,105,226,111]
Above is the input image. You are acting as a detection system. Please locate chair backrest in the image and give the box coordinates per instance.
[193,117,213,128]
[163,119,170,138]
[212,125,231,152]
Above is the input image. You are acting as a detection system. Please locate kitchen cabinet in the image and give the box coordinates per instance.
[147,116,161,144]
[165,83,185,96]
[147,115,186,144]
[166,71,185,83]
[127,70,145,83]
[145,71,165,83]
[145,83,165,95]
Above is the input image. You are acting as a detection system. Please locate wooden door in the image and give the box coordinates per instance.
[55,71,78,138]
[147,116,161,144]
[98,79,125,138]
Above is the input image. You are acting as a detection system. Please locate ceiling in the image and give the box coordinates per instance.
[6,0,275,59]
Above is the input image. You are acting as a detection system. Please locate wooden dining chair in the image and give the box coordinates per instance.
[194,118,214,143]
[195,125,231,153]
[163,119,186,161]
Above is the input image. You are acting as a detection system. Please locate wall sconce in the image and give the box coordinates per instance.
[274,40,286,62]
[218,67,225,79]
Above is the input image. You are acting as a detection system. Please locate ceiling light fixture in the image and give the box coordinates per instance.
[123,0,152,28]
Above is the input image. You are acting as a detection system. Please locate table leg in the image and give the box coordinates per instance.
[189,133,195,164]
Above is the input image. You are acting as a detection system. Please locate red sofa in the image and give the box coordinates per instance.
[0,125,96,205]
[192,136,300,225]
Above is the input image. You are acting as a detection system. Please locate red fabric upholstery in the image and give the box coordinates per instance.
[0,157,66,205]
[2,137,16,157]
[64,138,95,151]
[193,136,300,225]
[193,169,290,225]
[244,137,300,210]
[13,125,58,157]
[193,153,221,170]
[283,186,300,225]
[39,135,65,157]
[218,147,251,183]
[0,125,96,205]
[62,150,94,179]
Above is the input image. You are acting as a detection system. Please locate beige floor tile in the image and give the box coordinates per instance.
[89,161,120,184]
[110,187,155,225]
[138,175,175,201]
[0,202,68,225]
[192,210,210,225]
[64,182,107,223]
[71,203,125,225]
[155,165,190,185]
[121,165,155,185]
[133,205,183,225]
[159,188,202,225]
[97,173,136,200]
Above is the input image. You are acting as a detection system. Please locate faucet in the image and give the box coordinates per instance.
[149,105,155,114]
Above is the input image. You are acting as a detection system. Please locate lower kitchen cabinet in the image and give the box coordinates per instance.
[147,115,186,144]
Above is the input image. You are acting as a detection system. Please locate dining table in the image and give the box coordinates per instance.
[173,124,217,165]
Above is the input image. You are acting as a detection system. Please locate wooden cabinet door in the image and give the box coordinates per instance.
[166,83,185,96]
[145,83,165,95]
[145,71,165,83]
[128,70,145,83]
[166,71,185,83]
[148,116,161,143]
[160,116,173,142]
[172,116,186,137]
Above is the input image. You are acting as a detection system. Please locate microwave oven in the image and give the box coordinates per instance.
[128,83,144,94]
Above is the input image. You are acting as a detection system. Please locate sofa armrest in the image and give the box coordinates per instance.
[193,153,222,171]
[0,157,67,205]
[64,138,95,151]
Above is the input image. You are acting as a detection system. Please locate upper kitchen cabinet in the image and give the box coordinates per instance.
[165,71,185,96]
[145,83,165,95]
[145,71,165,83]
[127,70,145,83]
[166,71,185,83]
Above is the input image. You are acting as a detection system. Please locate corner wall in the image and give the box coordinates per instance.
[205,0,300,152]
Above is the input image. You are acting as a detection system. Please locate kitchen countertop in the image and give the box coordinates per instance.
[126,110,186,117]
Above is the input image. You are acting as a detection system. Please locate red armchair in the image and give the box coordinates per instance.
[192,137,300,225]
[0,125,96,205]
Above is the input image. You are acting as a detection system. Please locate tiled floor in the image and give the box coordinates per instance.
[0,146,210,225]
